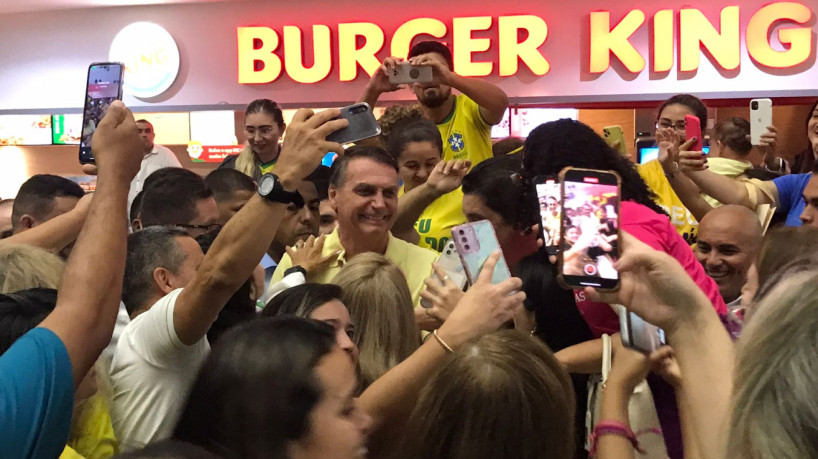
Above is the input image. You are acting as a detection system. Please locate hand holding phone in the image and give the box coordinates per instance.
[79,62,124,164]
[619,306,667,353]
[603,126,628,157]
[421,240,468,309]
[684,114,703,152]
[558,168,621,291]
[750,98,773,146]
[325,103,381,145]
[451,220,512,285]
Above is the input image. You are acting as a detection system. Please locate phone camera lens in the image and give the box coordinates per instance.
[409,68,419,79]
[461,237,467,243]
[751,101,758,110]
[458,230,464,235]
[464,245,470,251]
[445,250,451,255]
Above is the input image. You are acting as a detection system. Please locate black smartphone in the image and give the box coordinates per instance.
[79,62,124,164]
[533,175,562,256]
[325,102,381,145]
[557,167,621,291]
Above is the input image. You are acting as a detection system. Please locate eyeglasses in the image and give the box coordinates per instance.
[656,119,687,132]
[175,223,222,234]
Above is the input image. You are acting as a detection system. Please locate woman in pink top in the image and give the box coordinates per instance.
[519,119,726,459]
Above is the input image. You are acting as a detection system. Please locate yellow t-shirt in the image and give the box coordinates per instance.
[438,95,493,168]
[638,160,699,244]
[702,157,753,208]
[259,160,277,175]
[399,186,467,253]
[67,392,119,459]
[270,227,437,307]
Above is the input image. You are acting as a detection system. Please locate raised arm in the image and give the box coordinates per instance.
[173,109,348,345]
[359,252,525,454]
[588,232,734,459]
[0,193,92,253]
[358,57,403,110]
[393,159,469,240]
[410,56,508,124]
[39,101,143,387]
[678,150,772,210]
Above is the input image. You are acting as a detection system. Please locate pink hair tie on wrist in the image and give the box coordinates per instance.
[588,420,661,456]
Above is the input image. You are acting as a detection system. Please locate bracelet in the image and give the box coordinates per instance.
[588,420,640,456]
[432,329,454,353]
[663,161,679,179]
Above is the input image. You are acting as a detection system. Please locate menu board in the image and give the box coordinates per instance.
[137,112,191,145]
[491,109,511,138]
[0,115,53,145]
[511,108,578,138]
[53,114,83,145]
[188,110,239,163]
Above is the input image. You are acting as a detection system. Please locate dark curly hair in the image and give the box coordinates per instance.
[519,119,666,227]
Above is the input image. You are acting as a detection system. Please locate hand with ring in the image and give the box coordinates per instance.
[420,262,465,322]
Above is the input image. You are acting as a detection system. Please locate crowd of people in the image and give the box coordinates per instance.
[1,39,818,459]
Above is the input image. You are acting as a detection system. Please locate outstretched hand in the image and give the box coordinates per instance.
[286,235,339,275]
[425,159,471,195]
[91,100,143,183]
[437,251,525,347]
[276,108,348,185]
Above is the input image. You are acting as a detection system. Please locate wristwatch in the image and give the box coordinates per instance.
[258,173,304,207]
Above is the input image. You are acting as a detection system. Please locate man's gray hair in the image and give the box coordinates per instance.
[122,226,191,315]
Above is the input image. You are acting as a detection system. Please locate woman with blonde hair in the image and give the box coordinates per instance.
[398,330,576,459]
[0,244,64,293]
[219,99,286,181]
[332,252,419,389]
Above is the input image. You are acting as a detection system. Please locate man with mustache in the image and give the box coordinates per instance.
[360,41,508,169]
[694,205,762,307]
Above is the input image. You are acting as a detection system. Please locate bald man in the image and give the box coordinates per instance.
[694,205,763,306]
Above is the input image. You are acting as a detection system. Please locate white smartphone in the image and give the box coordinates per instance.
[388,62,434,85]
[420,240,468,308]
[750,98,772,146]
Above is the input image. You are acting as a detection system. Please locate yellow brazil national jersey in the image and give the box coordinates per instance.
[259,159,277,176]
[438,95,493,169]
[637,160,699,245]
[400,186,467,253]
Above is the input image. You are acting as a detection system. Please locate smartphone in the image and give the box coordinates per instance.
[420,240,468,308]
[750,98,772,146]
[558,168,621,290]
[325,103,381,145]
[684,114,703,152]
[451,220,512,285]
[388,62,434,85]
[619,306,666,353]
[79,62,124,164]
[603,125,628,157]
[534,176,562,256]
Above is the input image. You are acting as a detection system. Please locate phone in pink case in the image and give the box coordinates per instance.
[451,220,512,285]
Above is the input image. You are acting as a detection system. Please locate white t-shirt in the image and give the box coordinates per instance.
[109,288,210,451]
[128,144,183,213]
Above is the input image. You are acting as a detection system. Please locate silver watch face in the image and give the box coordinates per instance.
[259,175,275,195]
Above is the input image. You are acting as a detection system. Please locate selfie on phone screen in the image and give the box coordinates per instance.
[561,172,620,285]
[536,180,562,253]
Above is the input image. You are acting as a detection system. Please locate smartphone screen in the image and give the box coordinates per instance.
[80,63,124,164]
[559,168,620,290]
[535,177,562,255]
[451,220,512,285]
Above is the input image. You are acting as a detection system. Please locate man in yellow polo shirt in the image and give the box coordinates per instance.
[270,146,437,314]
[360,41,508,170]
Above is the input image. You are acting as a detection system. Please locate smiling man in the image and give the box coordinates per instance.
[694,205,763,306]
[270,146,437,307]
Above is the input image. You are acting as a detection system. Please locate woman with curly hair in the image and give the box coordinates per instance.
[519,118,727,459]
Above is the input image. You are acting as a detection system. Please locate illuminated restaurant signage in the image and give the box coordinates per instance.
[236,1,815,87]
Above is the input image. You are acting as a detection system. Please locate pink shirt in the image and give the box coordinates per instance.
[574,201,726,337]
